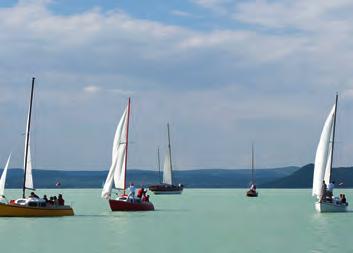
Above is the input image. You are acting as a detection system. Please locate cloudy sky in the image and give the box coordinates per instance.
[1,0,353,171]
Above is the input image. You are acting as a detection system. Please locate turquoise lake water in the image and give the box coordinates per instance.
[0,189,352,253]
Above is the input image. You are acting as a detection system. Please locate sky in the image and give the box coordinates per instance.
[1,0,353,171]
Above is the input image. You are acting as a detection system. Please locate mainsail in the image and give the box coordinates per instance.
[0,154,12,196]
[101,100,130,199]
[312,104,336,197]
[23,78,35,198]
[163,123,173,185]
[163,151,172,185]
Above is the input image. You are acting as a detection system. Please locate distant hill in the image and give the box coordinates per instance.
[0,166,299,189]
[261,164,353,188]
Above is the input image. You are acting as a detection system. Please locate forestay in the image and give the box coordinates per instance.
[101,105,129,199]
[312,104,335,198]
[0,154,11,196]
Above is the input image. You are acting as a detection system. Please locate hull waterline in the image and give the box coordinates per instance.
[315,201,348,213]
[246,190,258,197]
[109,199,154,211]
[0,203,74,217]
[149,184,183,195]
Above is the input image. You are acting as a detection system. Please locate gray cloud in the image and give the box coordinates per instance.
[0,1,353,171]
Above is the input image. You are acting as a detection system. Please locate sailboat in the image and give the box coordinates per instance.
[0,78,74,217]
[149,123,183,194]
[246,143,258,197]
[101,98,154,211]
[312,94,348,212]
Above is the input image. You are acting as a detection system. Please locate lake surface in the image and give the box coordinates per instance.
[0,189,352,253]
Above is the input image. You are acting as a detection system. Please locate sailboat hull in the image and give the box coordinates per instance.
[149,184,183,195]
[109,199,154,211]
[315,201,348,213]
[0,203,74,217]
[246,190,258,197]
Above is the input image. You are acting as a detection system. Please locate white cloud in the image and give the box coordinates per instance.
[1,1,353,169]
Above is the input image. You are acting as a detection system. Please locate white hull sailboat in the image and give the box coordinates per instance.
[312,94,348,213]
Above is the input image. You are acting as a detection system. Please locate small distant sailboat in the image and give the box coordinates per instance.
[149,123,183,194]
[246,144,258,197]
[312,94,348,212]
[101,98,154,211]
[0,78,74,217]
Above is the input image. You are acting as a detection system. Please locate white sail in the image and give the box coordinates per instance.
[101,105,129,199]
[163,151,172,185]
[0,154,11,196]
[23,108,34,190]
[312,104,335,197]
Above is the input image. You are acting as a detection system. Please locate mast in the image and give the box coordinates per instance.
[157,146,161,183]
[167,123,173,184]
[329,93,338,182]
[123,97,131,193]
[251,143,255,184]
[23,77,35,198]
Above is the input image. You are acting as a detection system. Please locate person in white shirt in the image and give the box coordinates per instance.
[128,183,136,203]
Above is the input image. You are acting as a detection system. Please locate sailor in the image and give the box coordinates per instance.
[250,184,256,191]
[0,195,7,204]
[128,183,136,203]
[327,181,335,199]
[136,187,144,199]
[320,180,327,202]
[29,192,39,199]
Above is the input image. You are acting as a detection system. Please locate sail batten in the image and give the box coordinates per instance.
[101,101,130,199]
[312,104,336,197]
[0,154,12,196]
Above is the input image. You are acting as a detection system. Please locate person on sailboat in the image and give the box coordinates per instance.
[0,195,7,204]
[320,180,327,202]
[250,184,256,191]
[29,192,39,199]
[137,187,144,199]
[327,181,335,200]
[128,183,136,202]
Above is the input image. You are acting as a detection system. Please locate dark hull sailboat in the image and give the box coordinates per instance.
[149,123,183,195]
[109,197,154,211]
[149,184,183,194]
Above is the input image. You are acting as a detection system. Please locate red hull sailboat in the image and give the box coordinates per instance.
[101,98,155,211]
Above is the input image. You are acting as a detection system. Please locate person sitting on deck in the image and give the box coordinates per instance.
[341,194,347,205]
[0,195,8,204]
[142,194,150,202]
[48,197,54,205]
[29,192,39,199]
[58,194,65,206]
[53,196,58,205]
[128,183,136,203]
[137,187,144,199]
[43,195,49,203]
